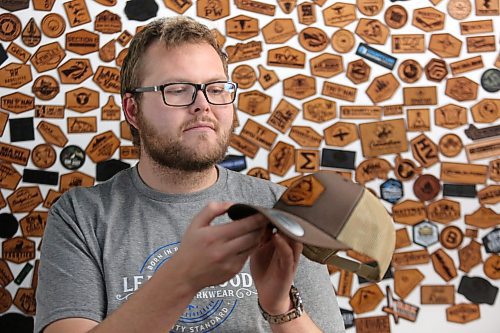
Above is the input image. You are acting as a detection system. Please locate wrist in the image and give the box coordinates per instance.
[164,253,201,296]
[259,297,293,316]
[258,285,304,325]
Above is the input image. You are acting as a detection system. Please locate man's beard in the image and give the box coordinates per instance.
[137,113,232,172]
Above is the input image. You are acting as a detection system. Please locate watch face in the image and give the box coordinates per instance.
[60,145,86,170]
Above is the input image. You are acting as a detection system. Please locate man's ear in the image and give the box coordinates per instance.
[122,93,139,130]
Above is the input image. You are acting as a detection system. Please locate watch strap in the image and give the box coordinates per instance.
[258,285,304,324]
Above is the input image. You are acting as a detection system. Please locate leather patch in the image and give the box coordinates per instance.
[280,174,324,207]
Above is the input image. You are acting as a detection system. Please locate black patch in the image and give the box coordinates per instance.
[9,117,34,142]
[443,184,476,198]
[14,262,33,285]
[480,68,500,93]
[483,228,499,253]
[340,308,355,329]
[0,212,18,238]
[219,155,246,172]
[465,124,500,140]
[458,275,498,305]
[321,148,356,170]
[0,43,8,66]
[60,145,86,170]
[0,313,33,333]
[96,159,130,181]
[124,0,159,21]
[23,168,59,185]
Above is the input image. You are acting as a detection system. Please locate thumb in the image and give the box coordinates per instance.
[190,201,233,229]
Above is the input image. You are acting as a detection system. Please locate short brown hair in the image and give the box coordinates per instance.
[120,16,228,146]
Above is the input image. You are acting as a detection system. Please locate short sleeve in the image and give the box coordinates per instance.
[34,194,106,333]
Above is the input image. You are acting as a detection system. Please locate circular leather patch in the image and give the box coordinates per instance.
[32,143,57,169]
[440,225,464,249]
[413,174,441,202]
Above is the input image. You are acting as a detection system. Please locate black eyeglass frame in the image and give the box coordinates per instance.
[128,81,238,107]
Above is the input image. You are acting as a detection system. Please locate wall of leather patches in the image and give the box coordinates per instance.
[0,0,498,332]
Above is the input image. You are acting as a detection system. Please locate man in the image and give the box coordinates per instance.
[35,17,345,333]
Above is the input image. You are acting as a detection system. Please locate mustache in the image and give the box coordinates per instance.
[181,116,219,132]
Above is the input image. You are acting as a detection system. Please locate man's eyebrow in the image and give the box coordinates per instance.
[159,77,229,84]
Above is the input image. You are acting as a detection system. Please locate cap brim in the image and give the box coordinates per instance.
[227,203,350,250]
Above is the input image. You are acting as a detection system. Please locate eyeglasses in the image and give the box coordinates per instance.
[130,81,238,107]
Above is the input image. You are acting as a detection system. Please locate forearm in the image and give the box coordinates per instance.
[89,255,196,333]
[270,312,323,333]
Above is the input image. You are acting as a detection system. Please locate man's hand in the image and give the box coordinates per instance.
[250,229,303,315]
[174,202,268,292]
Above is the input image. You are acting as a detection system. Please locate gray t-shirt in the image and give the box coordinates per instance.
[35,166,345,333]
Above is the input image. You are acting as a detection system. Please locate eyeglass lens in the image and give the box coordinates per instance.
[163,82,236,106]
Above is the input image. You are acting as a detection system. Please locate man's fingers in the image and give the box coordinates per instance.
[225,229,263,256]
[273,233,293,258]
[273,233,303,268]
[191,202,233,228]
[292,238,303,264]
[216,212,269,240]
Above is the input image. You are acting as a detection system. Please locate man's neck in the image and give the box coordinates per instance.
[137,157,219,194]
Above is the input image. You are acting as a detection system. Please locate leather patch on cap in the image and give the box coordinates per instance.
[280,174,324,207]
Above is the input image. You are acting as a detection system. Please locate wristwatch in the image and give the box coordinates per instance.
[258,285,304,324]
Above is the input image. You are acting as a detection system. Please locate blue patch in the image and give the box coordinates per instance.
[380,178,404,204]
[356,43,397,70]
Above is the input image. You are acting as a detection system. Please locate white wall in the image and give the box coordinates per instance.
[0,0,498,332]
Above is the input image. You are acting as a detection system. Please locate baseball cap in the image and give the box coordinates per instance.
[227,171,395,281]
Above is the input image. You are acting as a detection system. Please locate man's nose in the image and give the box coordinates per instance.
[190,89,210,113]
